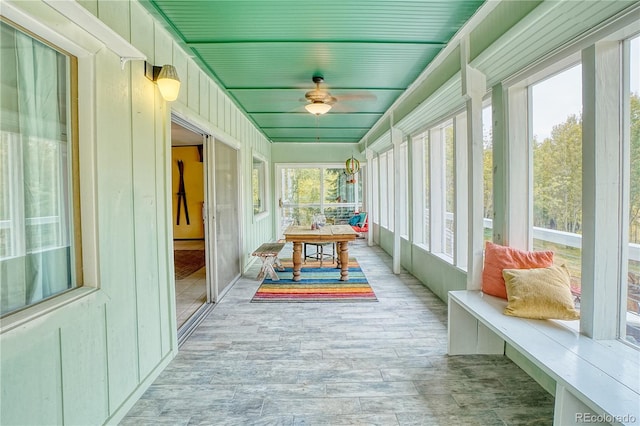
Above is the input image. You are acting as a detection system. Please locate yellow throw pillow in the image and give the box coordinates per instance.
[502,265,580,320]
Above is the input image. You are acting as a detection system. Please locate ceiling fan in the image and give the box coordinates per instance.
[304,76,336,115]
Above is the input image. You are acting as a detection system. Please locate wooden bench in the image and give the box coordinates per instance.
[252,242,285,281]
[448,290,640,426]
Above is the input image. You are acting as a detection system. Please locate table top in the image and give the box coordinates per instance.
[283,225,357,242]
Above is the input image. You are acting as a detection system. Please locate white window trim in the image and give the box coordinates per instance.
[430,126,444,255]
[454,111,468,270]
[379,151,389,229]
[252,151,269,221]
[387,150,395,231]
[398,141,409,239]
[581,41,623,340]
[411,133,425,246]
[371,156,379,228]
[619,34,639,346]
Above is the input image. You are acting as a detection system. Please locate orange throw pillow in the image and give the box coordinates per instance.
[481,241,554,299]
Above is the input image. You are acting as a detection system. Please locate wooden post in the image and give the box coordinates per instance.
[461,37,487,290]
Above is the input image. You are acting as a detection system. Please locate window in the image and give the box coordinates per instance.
[0,20,80,316]
[530,64,583,303]
[252,155,267,215]
[371,157,379,226]
[277,165,362,234]
[425,119,456,260]
[445,123,456,258]
[623,35,640,346]
[387,150,395,231]
[423,134,431,249]
[399,141,408,237]
[483,103,493,242]
[379,151,388,228]
[324,167,359,206]
[430,120,455,259]
[411,131,430,248]
[280,167,321,229]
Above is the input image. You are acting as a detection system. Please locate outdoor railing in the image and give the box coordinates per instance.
[280,203,362,234]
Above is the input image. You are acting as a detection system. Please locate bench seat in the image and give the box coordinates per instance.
[448,290,640,426]
[252,242,285,281]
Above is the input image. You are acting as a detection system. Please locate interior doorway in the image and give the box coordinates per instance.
[170,119,209,332]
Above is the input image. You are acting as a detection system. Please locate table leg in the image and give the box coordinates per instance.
[292,242,302,281]
[339,241,349,281]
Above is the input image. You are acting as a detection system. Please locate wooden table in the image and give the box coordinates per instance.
[283,225,357,281]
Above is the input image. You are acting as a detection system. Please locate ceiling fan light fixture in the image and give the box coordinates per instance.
[305,101,332,115]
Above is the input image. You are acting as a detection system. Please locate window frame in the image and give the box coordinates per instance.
[379,151,389,228]
[619,33,640,347]
[454,111,468,270]
[386,149,395,232]
[0,11,99,332]
[528,63,584,297]
[398,140,409,238]
[371,156,379,228]
[251,152,268,219]
[430,118,458,264]
[275,163,363,234]
[503,20,640,346]
[505,58,584,332]
[411,131,428,249]
[482,100,494,243]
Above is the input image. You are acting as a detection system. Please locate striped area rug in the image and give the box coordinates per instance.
[251,258,377,303]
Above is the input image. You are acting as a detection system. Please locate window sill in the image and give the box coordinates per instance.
[432,251,454,265]
[413,243,430,252]
[551,319,639,355]
[0,287,102,334]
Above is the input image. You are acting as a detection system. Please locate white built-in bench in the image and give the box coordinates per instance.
[448,290,640,426]
[252,242,285,281]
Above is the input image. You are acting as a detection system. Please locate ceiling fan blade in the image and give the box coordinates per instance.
[334,92,378,101]
[328,103,356,113]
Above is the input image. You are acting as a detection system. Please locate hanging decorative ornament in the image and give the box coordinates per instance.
[345,155,360,184]
[345,156,360,174]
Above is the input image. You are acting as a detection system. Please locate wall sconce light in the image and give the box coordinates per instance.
[145,62,181,101]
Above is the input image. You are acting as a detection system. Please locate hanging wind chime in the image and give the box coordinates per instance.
[345,155,360,184]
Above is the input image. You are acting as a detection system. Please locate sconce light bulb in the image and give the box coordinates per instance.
[157,65,181,102]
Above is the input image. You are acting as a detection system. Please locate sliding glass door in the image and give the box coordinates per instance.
[211,140,241,299]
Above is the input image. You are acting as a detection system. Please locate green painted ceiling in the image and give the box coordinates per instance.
[145,1,485,143]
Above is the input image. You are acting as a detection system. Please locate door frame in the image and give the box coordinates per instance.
[170,110,244,305]
[170,114,213,315]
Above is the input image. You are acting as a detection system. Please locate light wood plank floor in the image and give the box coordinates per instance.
[122,239,554,425]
